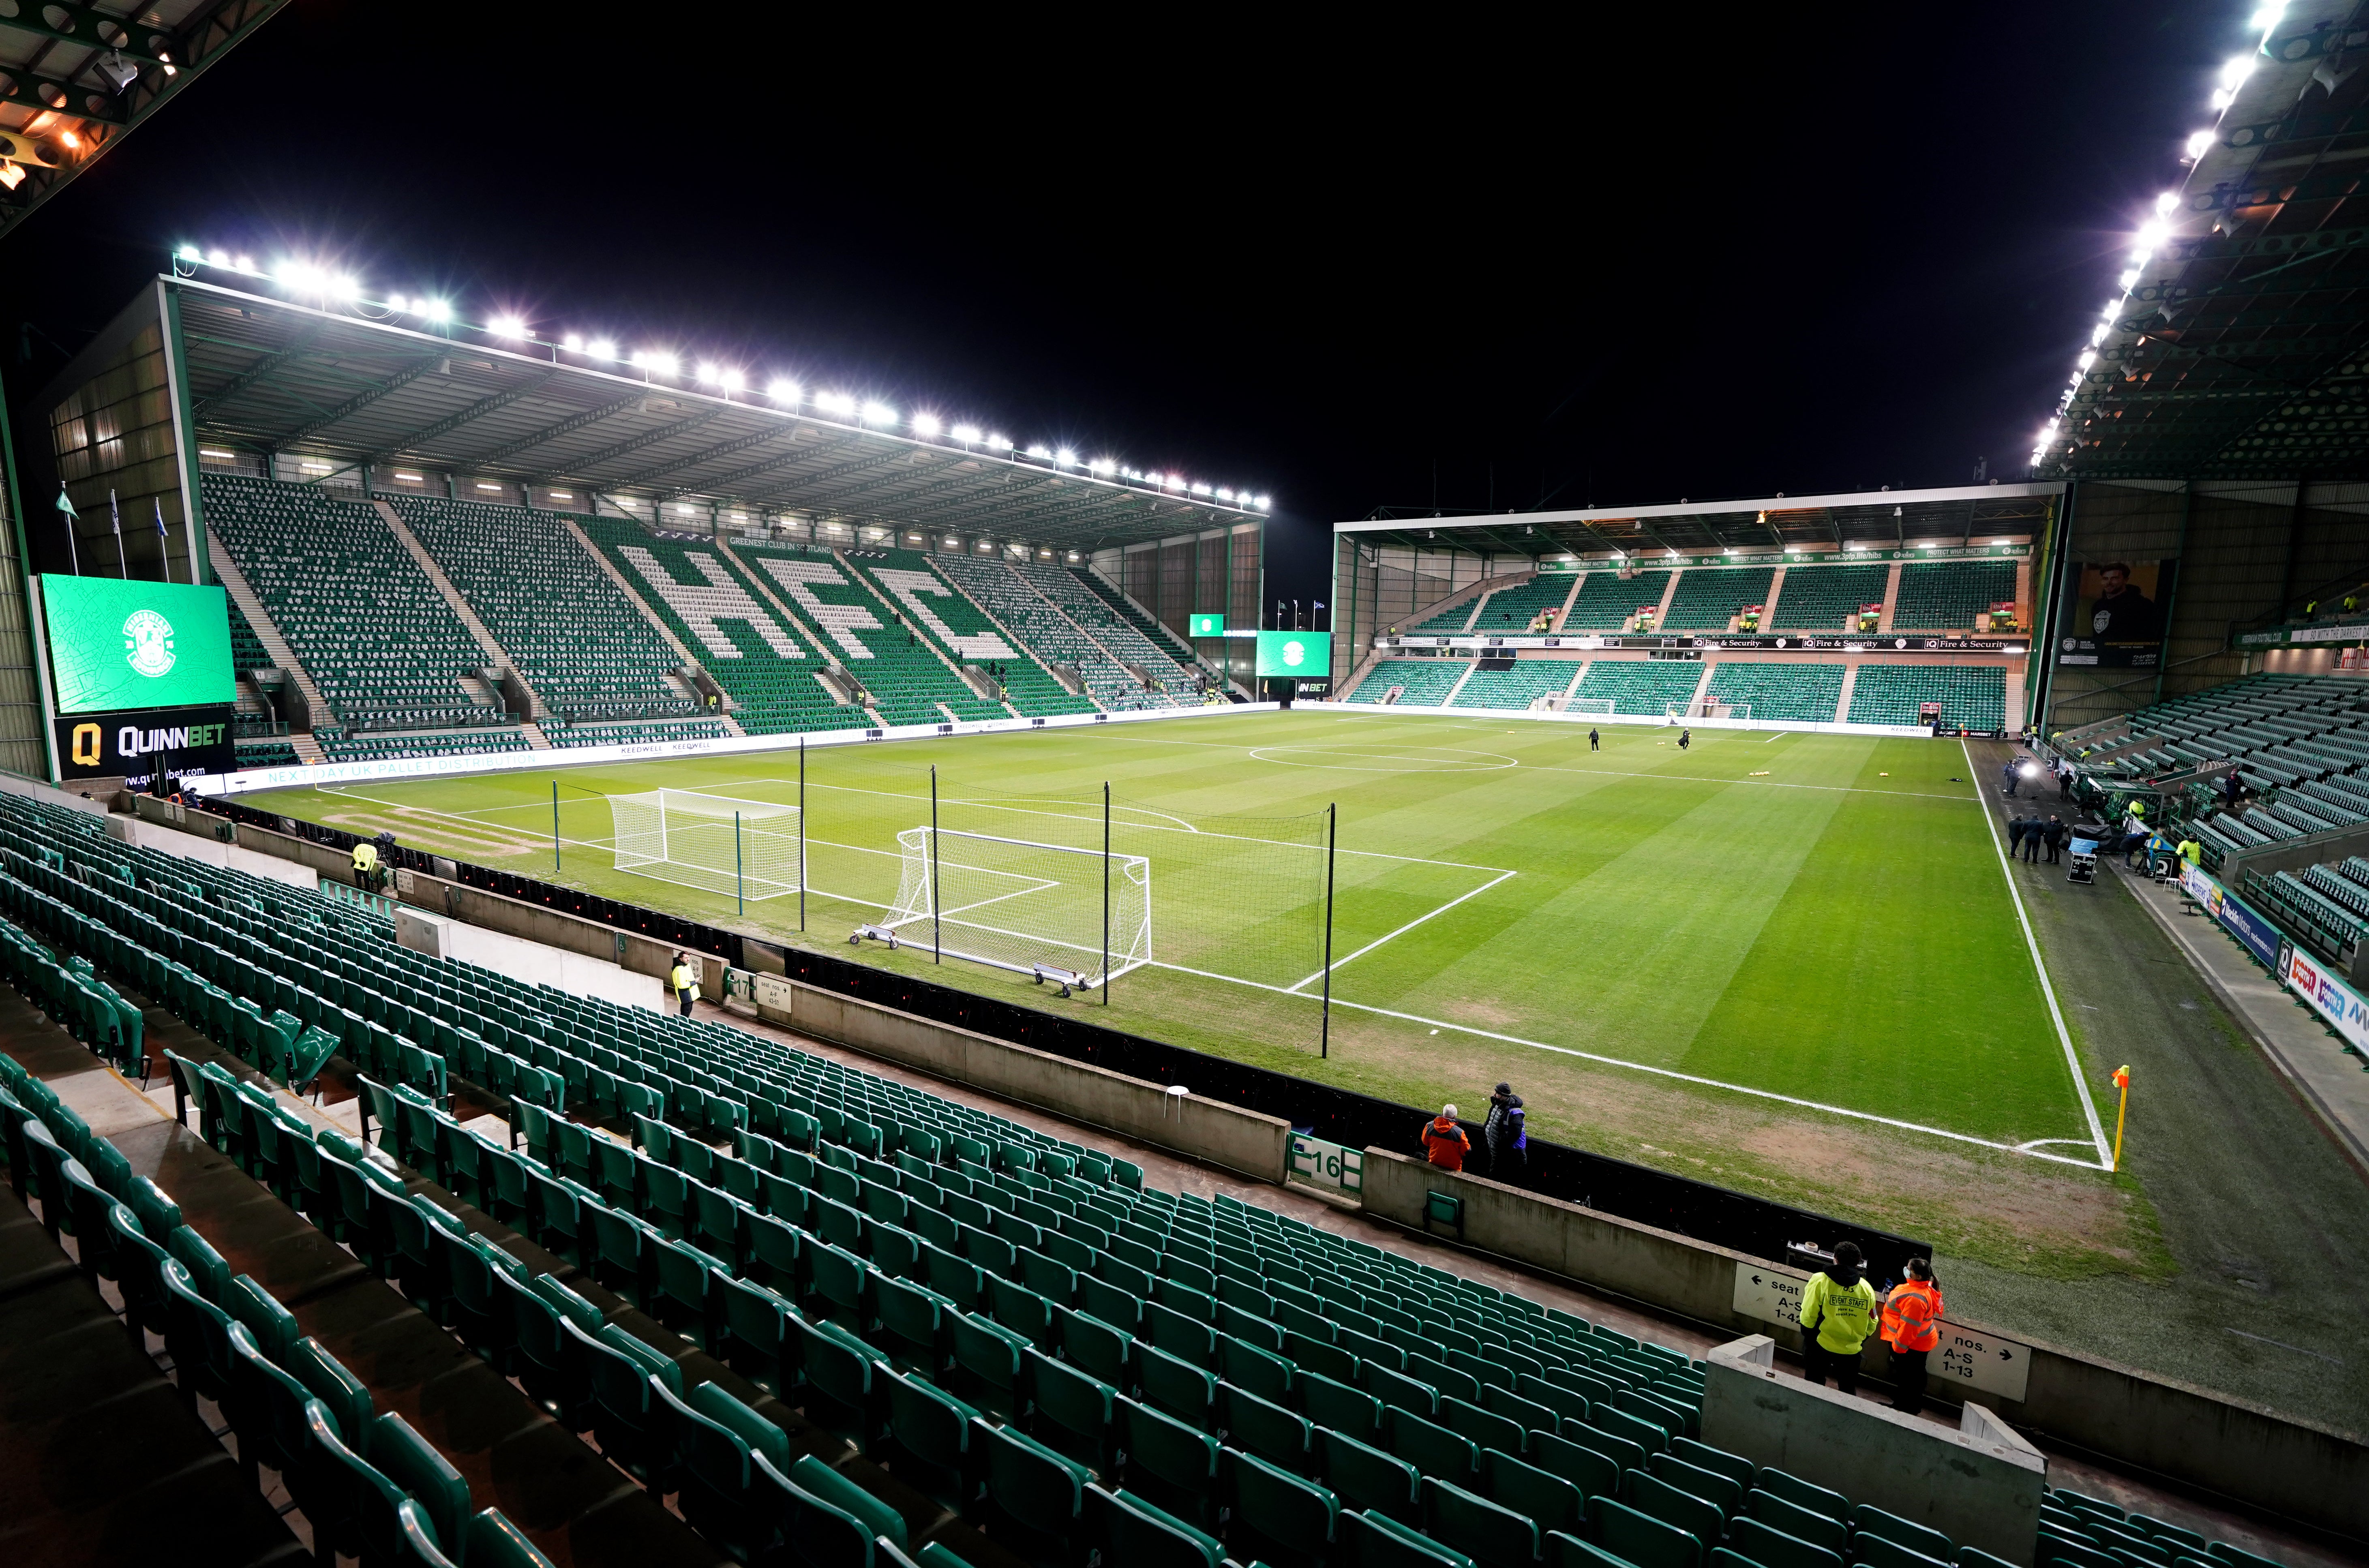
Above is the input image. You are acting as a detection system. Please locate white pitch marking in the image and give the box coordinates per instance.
[1284,868,1519,992]
[1958,738,2112,1169]
[1147,958,2102,1167]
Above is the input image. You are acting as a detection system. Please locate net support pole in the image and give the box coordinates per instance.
[798,736,807,932]
[1321,800,1336,1058]
[1102,781,1112,1005]
[551,781,560,872]
[930,765,941,964]
[735,810,744,916]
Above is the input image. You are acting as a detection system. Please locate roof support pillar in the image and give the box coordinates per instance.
[2151,481,2193,708]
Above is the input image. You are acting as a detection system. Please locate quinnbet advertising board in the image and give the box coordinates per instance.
[41,574,237,714]
[54,705,234,789]
[1256,630,1329,677]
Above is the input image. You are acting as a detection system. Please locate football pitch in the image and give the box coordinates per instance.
[241,709,2110,1172]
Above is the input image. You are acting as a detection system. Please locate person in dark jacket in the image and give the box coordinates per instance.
[2045,816,2067,865]
[1484,1083,1527,1179]
[2007,816,2028,858]
[2021,816,2043,863]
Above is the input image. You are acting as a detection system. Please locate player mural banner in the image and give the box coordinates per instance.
[2057,559,2176,668]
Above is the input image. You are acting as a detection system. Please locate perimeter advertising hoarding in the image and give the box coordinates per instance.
[1256,630,1330,677]
[40,574,237,713]
[2056,559,2176,668]
[2277,944,2369,1056]
[54,703,235,790]
[2181,863,2286,969]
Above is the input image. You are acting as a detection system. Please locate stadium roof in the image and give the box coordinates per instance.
[2039,0,2369,480]
[1335,482,2062,557]
[0,1,285,241]
[168,277,1264,550]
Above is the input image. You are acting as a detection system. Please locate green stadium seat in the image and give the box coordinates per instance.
[1121,1396,1219,1526]
[1748,1492,1850,1554]
[1486,1447,1584,1537]
[1319,1427,1423,1525]
[1425,1474,1542,1568]
[1349,1509,1478,1568]
[1759,1470,1850,1524]
[1650,1450,1744,1517]
[1389,1404,1481,1482]
[1729,1517,1845,1568]
[1590,1493,1705,1568]
[1853,1507,1953,1563]
[1625,1470,1724,1550]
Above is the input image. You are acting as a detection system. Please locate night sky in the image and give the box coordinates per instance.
[0,3,2252,602]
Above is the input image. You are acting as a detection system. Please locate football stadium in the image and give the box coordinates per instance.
[0,6,2365,1568]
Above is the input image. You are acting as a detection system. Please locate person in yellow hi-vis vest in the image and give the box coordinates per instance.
[669,953,699,1017]
[350,839,379,892]
[1798,1241,1879,1392]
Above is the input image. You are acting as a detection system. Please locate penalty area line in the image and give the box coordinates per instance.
[1148,959,2106,1167]
[1283,868,1518,992]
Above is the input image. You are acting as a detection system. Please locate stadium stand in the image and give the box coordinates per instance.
[1661,568,1775,631]
[232,738,302,769]
[1890,561,2017,630]
[1703,662,1846,724]
[1073,571,1216,681]
[1571,660,1706,716]
[318,730,534,764]
[1564,571,1673,631]
[1767,563,1889,629]
[1346,659,1471,705]
[934,556,1158,711]
[735,543,1006,726]
[1450,660,1581,710]
[846,549,1097,719]
[546,718,732,750]
[577,518,867,737]
[385,497,701,725]
[201,474,505,735]
[1411,593,1485,633]
[0,785,2304,1568]
[226,595,272,676]
[1013,562,1198,700]
[1845,665,2007,730]
[1470,577,1574,632]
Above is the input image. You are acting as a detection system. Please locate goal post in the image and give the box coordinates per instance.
[1667,701,1751,723]
[880,826,1149,989]
[1568,697,1615,716]
[611,788,802,902]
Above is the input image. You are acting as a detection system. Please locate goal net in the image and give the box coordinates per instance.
[612,789,802,901]
[1568,697,1616,716]
[882,827,1149,989]
[1668,701,1750,722]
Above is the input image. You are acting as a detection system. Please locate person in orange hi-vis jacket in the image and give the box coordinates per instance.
[1879,1256,1945,1415]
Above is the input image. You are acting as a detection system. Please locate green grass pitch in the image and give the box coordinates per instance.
[243,710,2100,1161]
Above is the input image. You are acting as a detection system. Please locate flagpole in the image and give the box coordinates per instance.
[110,490,126,578]
[154,499,174,583]
[55,486,78,574]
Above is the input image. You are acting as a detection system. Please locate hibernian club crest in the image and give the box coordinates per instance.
[123,608,176,677]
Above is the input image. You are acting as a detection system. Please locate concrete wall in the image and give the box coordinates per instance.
[1703,1336,2044,1565]
[1361,1151,2369,1545]
[762,981,1292,1183]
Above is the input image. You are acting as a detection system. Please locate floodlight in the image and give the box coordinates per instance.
[2219,55,2254,88]
[951,423,981,443]
[861,401,896,425]
[58,129,79,150]
[1090,457,1116,473]
[696,362,722,384]
[2185,130,2214,160]
[1255,495,1272,510]
[1215,486,1233,499]
[95,51,139,92]
[767,379,800,402]
[638,351,679,375]
[233,255,253,272]
[2251,2,2285,26]
[1190,481,1213,495]
[1055,448,1077,466]
[2077,350,2096,369]
[720,368,743,391]
[2090,323,2110,346]
[589,338,617,359]
[418,298,449,322]
[912,413,942,436]
[817,392,856,416]
[987,433,1011,449]
[157,51,176,76]
[491,315,527,338]
[2154,191,2180,215]
[330,274,360,299]
[388,293,409,312]
[176,243,203,262]
[563,334,583,351]
[207,248,229,267]
[1027,444,1053,459]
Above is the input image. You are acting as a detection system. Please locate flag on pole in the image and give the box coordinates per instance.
[53,485,78,574]
[153,499,173,583]
[110,489,127,578]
